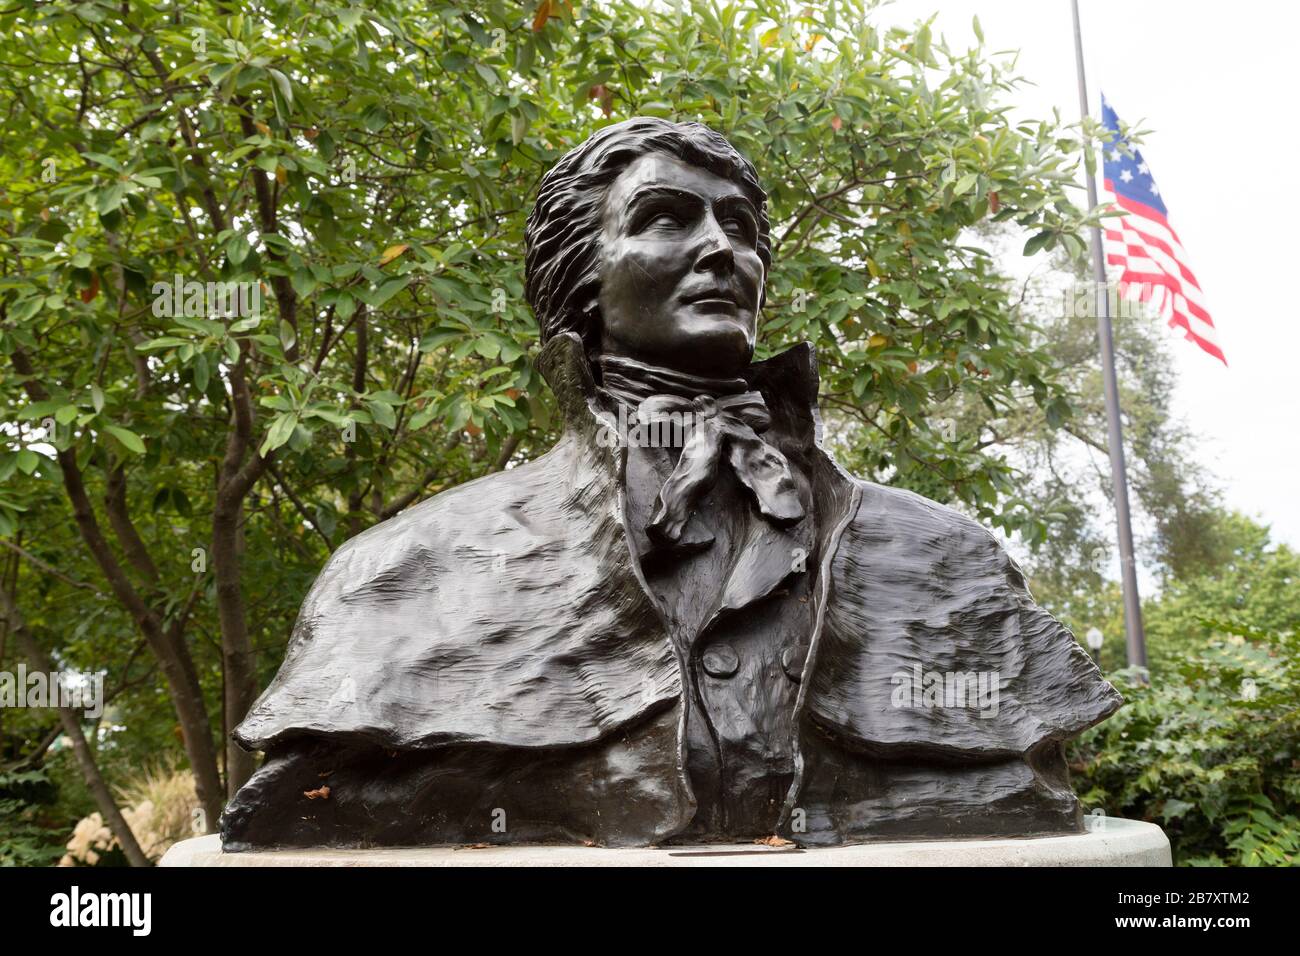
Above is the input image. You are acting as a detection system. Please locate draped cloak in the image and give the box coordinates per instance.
[221,332,1122,848]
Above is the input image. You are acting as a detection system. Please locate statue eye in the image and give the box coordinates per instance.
[647,212,682,229]
[721,214,757,243]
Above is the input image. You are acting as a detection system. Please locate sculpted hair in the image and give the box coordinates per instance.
[524,117,771,347]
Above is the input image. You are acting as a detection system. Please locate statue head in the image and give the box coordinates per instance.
[525,118,771,377]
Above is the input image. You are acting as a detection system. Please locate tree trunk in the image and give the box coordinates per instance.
[0,586,151,867]
[9,349,225,831]
[212,500,257,796]
[211,348,271,797]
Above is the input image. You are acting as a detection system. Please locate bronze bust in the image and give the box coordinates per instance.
[221,118,1121,849]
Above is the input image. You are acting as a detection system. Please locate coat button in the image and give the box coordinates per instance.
[701,644,739,678]
[781,646,807,683]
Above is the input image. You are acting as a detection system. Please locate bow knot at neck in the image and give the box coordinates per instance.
[596,354,805,546]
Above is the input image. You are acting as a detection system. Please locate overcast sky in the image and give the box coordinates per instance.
[883,0,1300,549]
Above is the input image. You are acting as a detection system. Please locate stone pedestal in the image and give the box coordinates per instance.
[161,818,1170,867]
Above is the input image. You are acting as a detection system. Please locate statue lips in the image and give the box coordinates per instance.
[679,284,744,314]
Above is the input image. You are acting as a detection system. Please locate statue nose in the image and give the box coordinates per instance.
[695,219,734,273]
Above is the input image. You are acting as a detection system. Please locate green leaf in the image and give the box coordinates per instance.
[365,400,396,429]
[407,405,438,430]
[81,152,122,171]
[9,296,43,322]
[258,413,297,456]
[291,268,317,298]
[227,235,252,265]
[105,425,145,454]
[193,353,210,393]
[1023,231,1054,256]
[914,23,932,64]
[268,67,294,106]
[1044,397,1071,429]
[446,399,471,432]
[95,183,126,214]
[369,276,409,307]
[419,327,461,352]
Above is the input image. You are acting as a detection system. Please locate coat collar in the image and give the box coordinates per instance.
[537,331,827,445]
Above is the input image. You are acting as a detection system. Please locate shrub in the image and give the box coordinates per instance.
[60,764,199,866]
[1070,620,1300,866]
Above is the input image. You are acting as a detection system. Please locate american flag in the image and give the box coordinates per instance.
[1100,95,1225,365]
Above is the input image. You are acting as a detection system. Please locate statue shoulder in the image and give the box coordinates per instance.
[231,436,669,754]
[844,477,1026,586]
[305,449,566,606]
[815,477,1121,757]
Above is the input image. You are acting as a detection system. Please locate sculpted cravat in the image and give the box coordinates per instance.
[596,354,805,546]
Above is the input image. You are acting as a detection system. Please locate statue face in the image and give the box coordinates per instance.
[596,153,765,376]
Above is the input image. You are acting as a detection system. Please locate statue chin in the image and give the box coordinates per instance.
[605,313,756,378]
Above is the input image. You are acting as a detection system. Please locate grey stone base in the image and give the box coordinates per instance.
[160,818,1170,867]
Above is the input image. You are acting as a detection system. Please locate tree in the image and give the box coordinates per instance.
[930,241,1238,648]
[1145,512,1300,652]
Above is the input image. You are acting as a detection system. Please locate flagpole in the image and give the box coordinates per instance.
[1070,0,1148,673]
